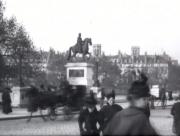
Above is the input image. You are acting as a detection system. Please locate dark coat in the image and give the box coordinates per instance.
[171,102,180,135]
[78,107,101,136]
[99,104,123,132]
[2,91,12,114]
[103,107,158,136]
[27,87,39,112]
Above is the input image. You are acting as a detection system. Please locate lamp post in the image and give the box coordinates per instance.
[93,44,101,87]
[18,45,25,87]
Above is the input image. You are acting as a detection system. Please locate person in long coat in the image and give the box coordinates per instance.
[99,90,123,134]
[103,74,158,136]
[78,94,101,136]
[2,87,12,114]
[171,100,180,136]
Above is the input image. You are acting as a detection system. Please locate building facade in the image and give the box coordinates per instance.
[111,46,177,86]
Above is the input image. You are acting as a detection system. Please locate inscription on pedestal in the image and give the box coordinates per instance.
[69,69,84,77]
[65,63,94,86]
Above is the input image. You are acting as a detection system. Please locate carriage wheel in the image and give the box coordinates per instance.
[63,106,72,120]
[48,108,57,121]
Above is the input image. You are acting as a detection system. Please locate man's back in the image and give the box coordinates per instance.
[171,102,180,117]
[104,107,158,136]
[171,102,180,135]
[100,104,123,131]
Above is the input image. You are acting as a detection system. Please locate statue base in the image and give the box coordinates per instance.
[65,62,94,87]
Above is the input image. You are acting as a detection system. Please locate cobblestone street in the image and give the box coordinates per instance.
[0,106,176,135]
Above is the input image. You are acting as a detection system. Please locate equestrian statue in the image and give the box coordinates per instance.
[67,33,92,61]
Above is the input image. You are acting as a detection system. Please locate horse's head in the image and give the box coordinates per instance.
[84,38,92,45]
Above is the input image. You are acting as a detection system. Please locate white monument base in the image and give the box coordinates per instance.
[65,63,94,87]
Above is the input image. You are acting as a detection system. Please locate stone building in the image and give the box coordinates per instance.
[111,46,177,85]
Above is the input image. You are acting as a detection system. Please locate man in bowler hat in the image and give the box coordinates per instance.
[103,74,158,136]
[78,94,101,136]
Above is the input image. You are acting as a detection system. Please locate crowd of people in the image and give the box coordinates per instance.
[1,73,180,136]
[77,73,180,136]
[78,73,158,136]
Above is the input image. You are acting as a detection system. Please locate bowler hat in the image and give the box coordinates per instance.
[127,73,150,99]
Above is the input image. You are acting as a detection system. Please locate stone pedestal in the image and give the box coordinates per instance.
[65,63,94,87]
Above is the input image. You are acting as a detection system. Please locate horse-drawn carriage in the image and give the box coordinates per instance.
[25,34,93,122]
[26,84,87,122]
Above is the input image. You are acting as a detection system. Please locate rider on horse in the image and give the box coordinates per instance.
[67,33,92,60]
[77,33,83,53]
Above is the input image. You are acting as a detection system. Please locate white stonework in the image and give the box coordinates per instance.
[65,63,94,87]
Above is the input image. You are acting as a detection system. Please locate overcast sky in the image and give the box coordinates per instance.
[4,0,180,61]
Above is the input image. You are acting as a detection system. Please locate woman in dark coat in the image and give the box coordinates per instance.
[2,87,12,114]
[99,90,123,134]
[78,94,101,136]
[103,73,158,136]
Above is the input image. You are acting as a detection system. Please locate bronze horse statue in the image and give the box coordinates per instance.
[67,38,92,60]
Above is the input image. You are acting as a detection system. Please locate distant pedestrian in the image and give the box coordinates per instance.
[78,94,101,136]
[103,74,158,136]
[99,90,123,134]
[97,87,105,108]
[39,84,46,92]
[2,87,12,114]
[47,86,52,92]
[171,100,180,136]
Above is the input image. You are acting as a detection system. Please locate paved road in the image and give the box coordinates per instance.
[0,116,80,135]
[150,107,175,136]
[0,107,176,135]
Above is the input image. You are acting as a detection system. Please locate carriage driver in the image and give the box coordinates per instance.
[77,33,83,53]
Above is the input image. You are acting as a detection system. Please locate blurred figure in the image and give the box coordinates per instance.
[2,87,12,114]
[97,87,105,108]
[171,100,180,136]
[168,91,173,100]
[99,90,123,134]
[27,85,39,113]
[103,74,158,136]
[47,85,52,92]
[150,95,155,109]
[78,94,101,136]
[39,84,46,92]
[159,87,167,108]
